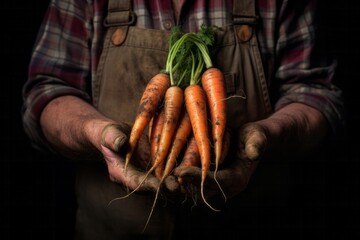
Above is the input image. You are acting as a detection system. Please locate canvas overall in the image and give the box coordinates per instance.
[74,0,272,239]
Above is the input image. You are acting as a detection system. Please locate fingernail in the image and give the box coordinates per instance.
[114,136,126,151]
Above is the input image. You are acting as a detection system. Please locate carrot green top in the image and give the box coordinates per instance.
[164,25,216,87]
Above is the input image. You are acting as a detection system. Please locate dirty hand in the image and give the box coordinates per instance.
[100,123,163,192]
[173,122,266,205]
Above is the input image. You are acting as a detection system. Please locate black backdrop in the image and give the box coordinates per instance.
[2,0,359,239]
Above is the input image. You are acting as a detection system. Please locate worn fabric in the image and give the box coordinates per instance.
[22,0,344,152]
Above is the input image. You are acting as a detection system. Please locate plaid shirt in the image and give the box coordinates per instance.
[22,0,344,150]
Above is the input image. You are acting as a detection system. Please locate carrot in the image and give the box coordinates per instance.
[139,85,185,180]
[201,67,227,187]
[176,134,201,185]
[114,85,184,203]
[149,108,165,179]
[184,84,219,211]
[144,105,190,231]
[144,85,184,179]
[161,109,192,179]
[108,28,183,234]
[173,29,225,210]
[187,30,228,203]
[116,26,225,231]
[176,129,230,198]
[124,73,170,174]
[176,134,201,206]
[122,27,187,190]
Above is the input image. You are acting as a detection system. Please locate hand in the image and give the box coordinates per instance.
[100,123,161,192]
[173,122,266,205]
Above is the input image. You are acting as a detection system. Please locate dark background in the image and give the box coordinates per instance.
[2,0,359,239]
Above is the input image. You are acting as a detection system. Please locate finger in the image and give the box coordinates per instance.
[177,166,221,191]
[102,144,124,168]
[177,167,226,204]
[132,171,160,192]
[164,175,180,193]
[176,166,201,186]
[101,144,127,183]
[101,123,129,152]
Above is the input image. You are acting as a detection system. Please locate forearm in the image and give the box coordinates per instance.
[40,95,116,160]
[258,102,329,158]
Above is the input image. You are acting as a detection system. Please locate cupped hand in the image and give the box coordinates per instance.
[99,123,161,192]
[173,122,267,205]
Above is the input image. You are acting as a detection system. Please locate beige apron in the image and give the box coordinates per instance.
[75,1,272,239]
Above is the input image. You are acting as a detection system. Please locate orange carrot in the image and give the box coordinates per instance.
[184,84,219,211]
[176,134,201,185]
[151,85,184,171]
[124,73,170,173]
[161,109,192,181]
[176,134,201,205]
[142,85,184,231]
[201,67,227,181]
[188,30,228,203]
[117,85,184,198]
[149,108,165,179]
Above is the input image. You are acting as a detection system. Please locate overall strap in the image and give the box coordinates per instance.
[233,0,258,25]
[104,0,136,26]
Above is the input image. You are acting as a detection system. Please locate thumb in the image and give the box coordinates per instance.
[101,123,129,152]
[244,130,267,160]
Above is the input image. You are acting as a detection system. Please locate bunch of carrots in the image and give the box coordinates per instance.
[121,25,228,229]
